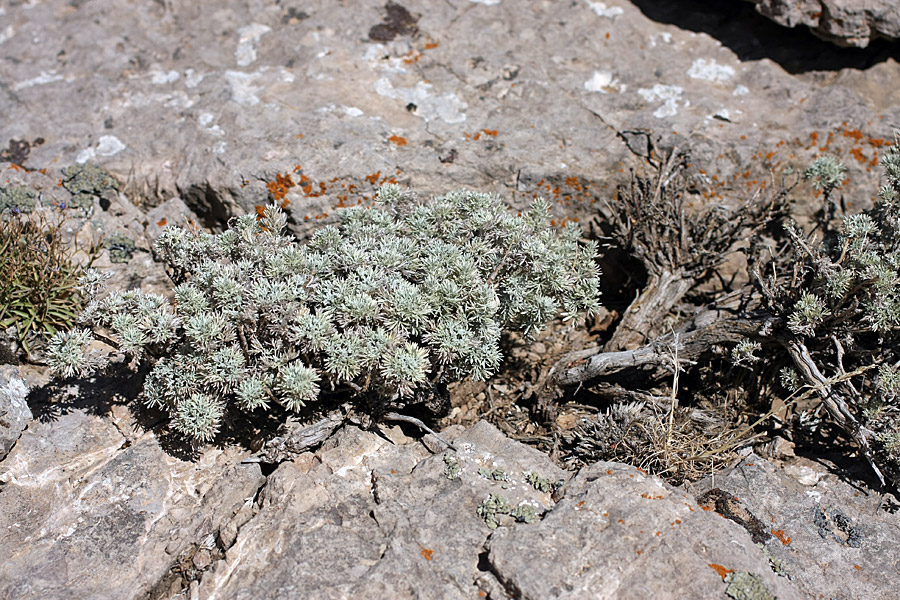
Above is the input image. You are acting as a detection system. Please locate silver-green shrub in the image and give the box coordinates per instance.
[47,186,601,441]
[747,138,900,484]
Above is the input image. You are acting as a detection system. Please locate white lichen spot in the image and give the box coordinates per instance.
[76,148,96,164]
[584,70,624,93]
[649,32,672,47]
[13,70,64,91]
[209,141,227,155]
[470,0,501,5]
[96,135,126,157]
[733,84,749,96]
[375,77,467,124]
[235,23,272,67]
[151,70,180,85]
[225,70,262,106]
[343,106,364,117]
[687,58,734,83]
[198,112,215,126]
[184,68,205,88]
[0,25,15,45]
[637,84,684,118]
[584,1,623,18]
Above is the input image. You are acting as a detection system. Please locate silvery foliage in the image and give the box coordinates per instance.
[47,185,601,441]
[750,139,900,479]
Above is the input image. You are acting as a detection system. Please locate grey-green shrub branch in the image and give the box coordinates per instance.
[599,144,786,351]
[47,186,601,441]
[553,134,900,487]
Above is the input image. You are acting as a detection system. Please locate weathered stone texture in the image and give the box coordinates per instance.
[0,408,264,600]
[745,0,900,47]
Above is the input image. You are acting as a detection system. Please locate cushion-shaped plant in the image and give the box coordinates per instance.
[48,185,601,441]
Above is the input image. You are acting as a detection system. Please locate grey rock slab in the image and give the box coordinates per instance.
[1,0,897,245]
[0,366,31,461]
[687,453,900,600]
[744,0,900,47]
[197,421,567,600]
[486,460,801,600]
[0,407,264,600]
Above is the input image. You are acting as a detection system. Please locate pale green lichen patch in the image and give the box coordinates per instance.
[0,186,37,214]
[104,231,137,263]
[61,164,120,208]
[723,571,775,600]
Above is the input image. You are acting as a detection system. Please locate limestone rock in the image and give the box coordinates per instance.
[196,421,566,599]
[0,407,264,600]
[0,0,897,246]
[487,460,800,600]
[0,366,31,460]
[745,0,900,47]
[688,453,900,600]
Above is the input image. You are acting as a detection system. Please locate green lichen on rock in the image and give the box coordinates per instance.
[511,503,538,523]
[478,467,510,482]
[477,493,511,529]
[526,471,558,493]
[723,571,775,600]
[443,453,461,480]
[104,231,137,263]
[61,164,119,208]
[0,186,37,214]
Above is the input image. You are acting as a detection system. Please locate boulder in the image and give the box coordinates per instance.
[688,453,900,600]
[744,0,900,47]
[0,406,264,600]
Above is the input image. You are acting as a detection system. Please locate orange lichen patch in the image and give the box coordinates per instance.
[853,565,861,570]
[617,519,625,524]
[157,218,167,226]
[605,32,610,39]
[266,172,295,204]
[673,519,682,525]
[421,548,434,561]
[655,531,661,536]
[602,512,609,517]
[482,129,498,137]
[708,564,733,580]
[577,500,586,507]
[424,41,440,49]
[388,135,408,146]
[810,131,819,146]
[849,147,867,163]
[365,171,382,185]
[702,505,712,512]
[296,133,303,138]
[256,205,267,218]
[636,549,642,555]
[684,504,695,512]
[606,469,613,475]
[771,529,792,545]
[640,493,664,500]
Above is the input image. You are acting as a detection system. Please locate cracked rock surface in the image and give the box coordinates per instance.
[1,0,898,243]
[1,411,898,599]
[0,407,264,600]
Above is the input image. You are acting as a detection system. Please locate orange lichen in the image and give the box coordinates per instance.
[388,135,408,146]
[157,218,167,226]
[708,564,733,580]
[421,548,434,561]
[482,129,498,137]
[424,41,440,49]
[771,529,791,545]
[266,172,295,203]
